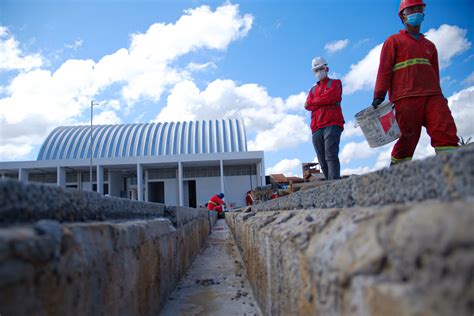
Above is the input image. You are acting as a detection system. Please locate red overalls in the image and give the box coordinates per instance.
[207,195,225,214]
[374,30,458,163]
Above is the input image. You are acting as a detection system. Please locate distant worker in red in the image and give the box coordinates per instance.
[372,0,458,165]
[208,192,226,218]
[245,191,254,206]
[305,57,344,180]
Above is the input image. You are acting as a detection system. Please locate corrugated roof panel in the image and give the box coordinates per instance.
[37,119,249,160]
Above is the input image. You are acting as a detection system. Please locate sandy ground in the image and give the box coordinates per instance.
[160,219,261,316]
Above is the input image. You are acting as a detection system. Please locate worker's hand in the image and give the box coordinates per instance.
[372,97,384,109]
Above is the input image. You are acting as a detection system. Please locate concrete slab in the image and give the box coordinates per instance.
[160,219,261,316]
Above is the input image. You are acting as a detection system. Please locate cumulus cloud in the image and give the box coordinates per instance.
[186,62,217,72]
[342,43,383,95]
[325,39,350,54]
[0,26,44,71]
[155,79,310,152]
[341,166,371,176]
[339,140,374,164]
[425,24,471,69]
[266,158,302,177]
[341,121,364,139]
[93,110,122,125]
[448,86,474,139]
[462,72,474,85]
[0,4,253,160]
[65,39,83,51]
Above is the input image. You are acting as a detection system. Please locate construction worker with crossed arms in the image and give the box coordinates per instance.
[372,0,459,165]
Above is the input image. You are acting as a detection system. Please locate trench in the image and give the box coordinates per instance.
[160,219,261,316]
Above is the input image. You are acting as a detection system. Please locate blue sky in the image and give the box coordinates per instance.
[1,0,473,176]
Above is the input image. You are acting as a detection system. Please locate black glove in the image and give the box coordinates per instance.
[372,97,384,109]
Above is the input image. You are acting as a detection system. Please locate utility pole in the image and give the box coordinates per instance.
[90,100,98,191]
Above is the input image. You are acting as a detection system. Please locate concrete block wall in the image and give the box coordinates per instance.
[227,147,474,316]
[0,180,214,316]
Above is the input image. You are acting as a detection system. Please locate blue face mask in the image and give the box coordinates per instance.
[406,12,424,27]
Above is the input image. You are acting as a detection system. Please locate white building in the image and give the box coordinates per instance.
[0,119,265,208]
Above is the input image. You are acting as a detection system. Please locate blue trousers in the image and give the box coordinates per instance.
[312,126,342,180]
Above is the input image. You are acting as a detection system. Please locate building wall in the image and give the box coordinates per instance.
[225,175,258,208]
[194,177,221,208]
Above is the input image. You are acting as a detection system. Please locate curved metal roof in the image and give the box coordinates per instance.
[37,119,248,160]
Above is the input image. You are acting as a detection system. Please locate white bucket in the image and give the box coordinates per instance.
[355,101,400,148]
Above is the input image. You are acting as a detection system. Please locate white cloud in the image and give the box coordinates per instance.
[155,79,311,152]
[342,121,364,139]
[93,110,122,125]
[0,26,44,71]
[0,143,34,160]
[341,166,371,176]
[284,92,306,111]
[342,43,383,95]
[266,158,302,177]
[425,24,471,69]
[65,39,83,51]
[186,61,217,72]
[325,39,350,54]
[448,86,474,139]
[0,4,254,160]
[340,140,374,164]
[462,72,474,85]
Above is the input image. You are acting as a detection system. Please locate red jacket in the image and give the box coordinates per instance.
[374,30,442,102]
[207,195,225,211]
[305,77,344,133]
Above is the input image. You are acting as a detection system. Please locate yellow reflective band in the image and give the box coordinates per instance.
[435,146,457,154]
[391,156,412,163]
[393,58,431,72]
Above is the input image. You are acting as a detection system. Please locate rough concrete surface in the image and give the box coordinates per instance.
[253,146,474,212]
[161,219,261,316]
[0,180,166,224]
[0,215,212,316]
[227,199,474,316]
[0,180,217,315]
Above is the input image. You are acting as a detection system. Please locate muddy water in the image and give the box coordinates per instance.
[160,219,261,316]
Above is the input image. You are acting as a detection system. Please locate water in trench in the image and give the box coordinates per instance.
[160,219,261,316]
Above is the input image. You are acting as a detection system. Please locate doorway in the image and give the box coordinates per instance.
[187,180,196,208]
[148,181,165,203]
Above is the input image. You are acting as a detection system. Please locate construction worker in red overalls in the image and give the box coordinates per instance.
[372,0,458,165]
[207,193,226,218]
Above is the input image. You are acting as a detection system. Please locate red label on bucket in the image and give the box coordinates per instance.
[379,111,396,134]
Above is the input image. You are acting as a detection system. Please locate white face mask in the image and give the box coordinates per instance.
[315,69,327,81]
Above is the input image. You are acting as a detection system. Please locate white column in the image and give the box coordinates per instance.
[220,160,225,194]
[97,165,104,195]
[178,162,184,206]
[144,169,149,202]
[57,167,66,187]
[1,173,6,180]
[257,161,265,187]
[19,168,29,182]
[137,163,143,201]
